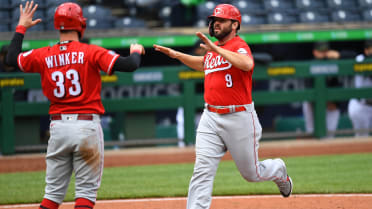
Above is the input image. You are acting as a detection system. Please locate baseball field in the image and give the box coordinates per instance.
[0,137,371,209]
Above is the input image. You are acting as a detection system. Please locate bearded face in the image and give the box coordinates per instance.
[209,18,237,41]
[213,21,233,40]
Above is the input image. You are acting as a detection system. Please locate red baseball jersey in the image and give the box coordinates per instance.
[17,41,119,114]
[203,36,254,106]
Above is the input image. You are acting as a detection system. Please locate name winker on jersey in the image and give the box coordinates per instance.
[44,51,85,68]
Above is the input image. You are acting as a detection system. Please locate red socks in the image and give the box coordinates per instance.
[38,197,93,209]
[75,198,95,209]
[39,198,59,209]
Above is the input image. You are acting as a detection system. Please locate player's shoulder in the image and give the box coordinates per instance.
[234,36,249,46]
[231,36,251,54]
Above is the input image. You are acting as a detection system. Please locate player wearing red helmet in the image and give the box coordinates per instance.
[54,2,87,38]
[154,3,292,209]
[6,1,145,209]
[208,4,241,39]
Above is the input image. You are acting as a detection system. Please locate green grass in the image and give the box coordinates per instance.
[0,153,371,204]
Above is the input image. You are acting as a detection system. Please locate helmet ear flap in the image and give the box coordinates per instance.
[79,18,87,38]
[208,18,215,37]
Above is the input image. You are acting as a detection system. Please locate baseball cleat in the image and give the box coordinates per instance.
[275,175,293,198]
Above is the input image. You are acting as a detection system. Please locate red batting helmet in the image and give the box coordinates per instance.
[54,2,87,38]
[208,4,241,25]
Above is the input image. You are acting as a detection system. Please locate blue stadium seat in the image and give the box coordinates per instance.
[241,14,267,25]
[299,11,330,23]
[196,1,216,20]
[231,0,265,15]
[327,0,357,9]
[362,8,372,21]
[46,6,56,20]
[0,0,10,9]
[45,21,55,31]
[267,12,298,24]
[0,10,10,23]
[86,18,113,29]
[331,10,361,22]
[82,5,113,20]
[359,0,372,8]
[296,0,326,10]
[159,5,172,27]
[263,0,295,11]
[0,24,9,32]
[114,17,146,28]
[45,0,76,8]
[11,0,45,8]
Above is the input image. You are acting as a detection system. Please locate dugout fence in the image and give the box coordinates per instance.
[1,59,372,155]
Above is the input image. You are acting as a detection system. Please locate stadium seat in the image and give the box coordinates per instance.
[295,0,326,10]
[359,0,372,8]
[86,18,113,29]
[241,14,267,25]
[263,0,295,11]
[0,10,10,23]
[159,5,172,27]
[45,6,56,20]
[123,0,138,16]
[11,0,45,8]
[0,24,9,32]
[196,1,216,20]
[231,0,265,15]
[331,10,361,22]
[114,17,146,28]
[299,11,330,23]
[267,12,298,24]
[83,5,113,20]
[327,0,357,9]
[44,21,55,31]
[362,8,372,21]
[45,0,76,8]
[0,0,10,9]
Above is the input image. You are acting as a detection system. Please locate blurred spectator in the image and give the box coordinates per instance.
[348,40,372,137]
[302,41,342,138]
[0,45,21,73]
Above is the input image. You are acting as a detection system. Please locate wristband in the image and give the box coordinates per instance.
[131,49,142,55]
[15,25,27,35]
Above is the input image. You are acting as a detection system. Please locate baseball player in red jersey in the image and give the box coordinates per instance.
[6,1,144,209]
[154,4,292,209]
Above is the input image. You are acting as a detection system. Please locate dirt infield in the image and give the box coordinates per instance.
[1,194,372,209]
[0,137,372,208]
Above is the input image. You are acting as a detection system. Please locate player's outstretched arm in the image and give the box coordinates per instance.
[112,43,145,73]
[153,44,204,72]
[6,1,41,67]
[196,32,254,72]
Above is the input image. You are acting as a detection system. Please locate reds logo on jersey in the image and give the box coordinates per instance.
[204,52,232,75]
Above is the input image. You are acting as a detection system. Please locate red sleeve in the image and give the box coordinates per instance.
[234,41,254,70]
[17,48,43,73]
[89,45,119,75]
